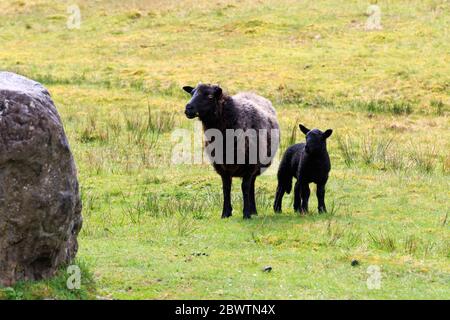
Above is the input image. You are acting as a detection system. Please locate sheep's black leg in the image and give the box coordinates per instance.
[317,183,327,213]
[241,176,252,219]
[300,183,310,213]
[273,184,285,213]
[293,181,301,212]
[221,175,232,218]
[249,175,257,215]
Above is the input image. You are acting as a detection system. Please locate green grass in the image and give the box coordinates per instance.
[0,0,449,299]
[0,261,96,300]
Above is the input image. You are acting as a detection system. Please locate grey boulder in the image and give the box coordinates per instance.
[0,72,82,286]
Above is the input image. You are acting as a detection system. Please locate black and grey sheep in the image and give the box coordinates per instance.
[183,83,280,219]
[274,124,332,213]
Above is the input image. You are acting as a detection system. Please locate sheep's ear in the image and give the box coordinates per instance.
[323,129,333,139]
[213,85,222,97]
[183,86,194,94]
[299,124,310,135]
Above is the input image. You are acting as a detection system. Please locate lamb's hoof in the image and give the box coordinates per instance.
[251,211,258,216]
[318,208,327,214]
[243,213,252,219]
[221,211,232,218]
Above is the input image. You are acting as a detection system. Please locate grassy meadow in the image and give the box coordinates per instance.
[0,0,449,299]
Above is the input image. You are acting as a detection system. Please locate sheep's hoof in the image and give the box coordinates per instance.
[318,207,327,214]
[251,211,258,216]
[243,213,252,219]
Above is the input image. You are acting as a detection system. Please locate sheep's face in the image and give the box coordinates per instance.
[182,84,222,119]
[299,124,333,154]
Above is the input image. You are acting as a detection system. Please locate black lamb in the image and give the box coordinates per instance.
[274,124,332,213]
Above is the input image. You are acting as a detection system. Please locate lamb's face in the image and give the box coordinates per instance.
[299,124,333,154]
[182,84,222,119]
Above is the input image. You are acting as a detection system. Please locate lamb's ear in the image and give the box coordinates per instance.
[213,85,222,97]
[183,86,194,94]
[323,129,333,139]
[299,124,310,135]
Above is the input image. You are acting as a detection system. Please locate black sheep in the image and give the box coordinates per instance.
[274,124,332,213]
[183,83,280,219]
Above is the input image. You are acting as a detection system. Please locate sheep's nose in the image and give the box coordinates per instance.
[185,104,196,118]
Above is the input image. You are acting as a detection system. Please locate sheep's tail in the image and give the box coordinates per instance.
[274,154,292,213]
[278,152,293,193]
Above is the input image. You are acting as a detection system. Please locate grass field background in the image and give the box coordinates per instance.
[0,0,449,299]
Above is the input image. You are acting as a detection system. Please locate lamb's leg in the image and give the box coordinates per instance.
[300,183,310,213]
[241,176,252,219]
[221,175,232,218]
[317,183,327,213]
[293,181,301,212]
[249,175,257,215]
[273,184,285,213]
